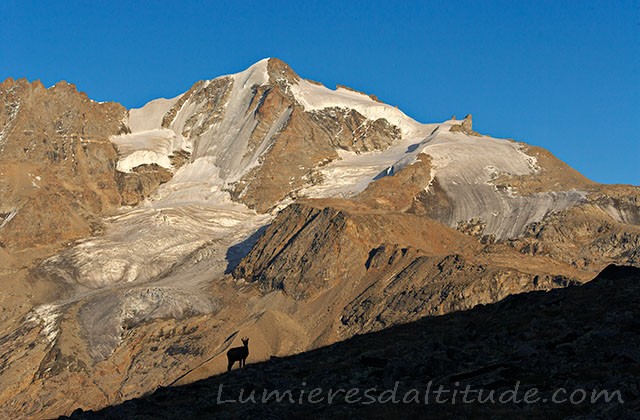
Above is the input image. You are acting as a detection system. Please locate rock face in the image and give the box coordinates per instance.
[235,200,481,301]
[75,265,640,419]
[508,200,640,268]
[449,113,479,136]
[0,78,128,252]
[115,163,174,206]
[236,144,639,319]
[1,59,639,419]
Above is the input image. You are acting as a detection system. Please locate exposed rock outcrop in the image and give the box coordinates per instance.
[0,78,127,252]
[234,200,482,300]
[116,164,173,206]
[308,107,400,152]
[449,113,479,136]
[509,204,640,268]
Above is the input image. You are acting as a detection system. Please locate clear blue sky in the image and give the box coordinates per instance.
[1,0,638,185]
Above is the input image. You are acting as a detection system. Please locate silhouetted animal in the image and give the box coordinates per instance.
[227,337,249,371]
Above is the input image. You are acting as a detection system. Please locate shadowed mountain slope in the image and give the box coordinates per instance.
[72,265,640,419]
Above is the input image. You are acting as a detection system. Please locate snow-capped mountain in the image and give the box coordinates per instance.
[113,58,605,237]
[1,58,638,418]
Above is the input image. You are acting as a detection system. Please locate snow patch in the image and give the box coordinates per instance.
[26,304,61,344]
[301,123,438,198]
[110,129,178,172]
[0,209,18,229]
[28,173,41,188]
[302,124,586,239]
[418,132,586,238]
[120,287,217,329]
[0,103,20,145]
[161,57,275,187]
[230,58,270,88]
[515,142,540,172]
[129,96,182,133]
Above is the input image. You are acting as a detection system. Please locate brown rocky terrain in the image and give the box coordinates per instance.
[70,265,640,419]
[0,78,127,254]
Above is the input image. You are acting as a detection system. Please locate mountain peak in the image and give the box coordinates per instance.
[214,58,300,88]
[265,57,301,84]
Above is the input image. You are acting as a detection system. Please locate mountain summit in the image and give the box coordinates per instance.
[0,59,638,417]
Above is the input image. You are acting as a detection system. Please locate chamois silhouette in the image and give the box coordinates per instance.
[226,336,249,371]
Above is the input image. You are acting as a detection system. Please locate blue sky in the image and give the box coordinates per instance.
[1,0,638,184]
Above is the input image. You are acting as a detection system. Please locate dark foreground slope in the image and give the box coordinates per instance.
[69,265,640,419]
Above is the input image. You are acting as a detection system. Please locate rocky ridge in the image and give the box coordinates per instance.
[0,78,126,253]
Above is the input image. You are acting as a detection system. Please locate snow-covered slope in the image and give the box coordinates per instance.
[288,79,425,138]
[110,129,177,172]
[302,122,587,239]
[129,96,182,132]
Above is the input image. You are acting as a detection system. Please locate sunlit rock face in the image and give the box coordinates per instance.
[0,78,128,251]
